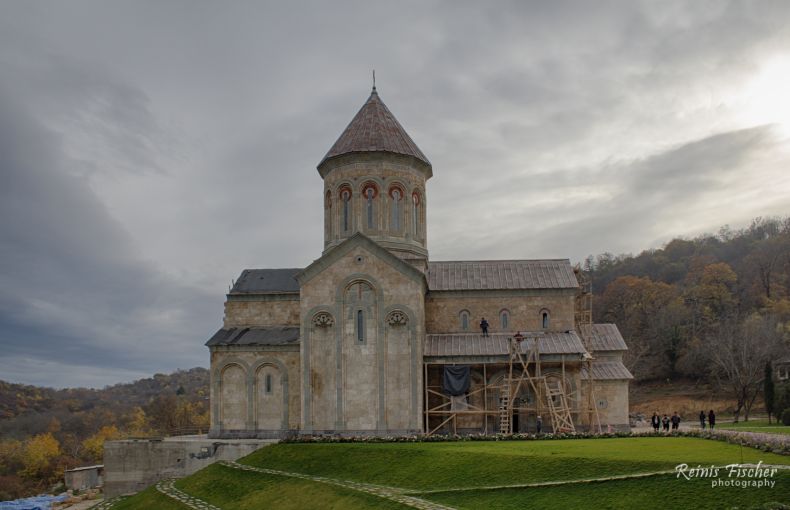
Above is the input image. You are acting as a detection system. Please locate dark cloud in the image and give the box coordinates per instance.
[1,1,789,386]
[0,85,218,387]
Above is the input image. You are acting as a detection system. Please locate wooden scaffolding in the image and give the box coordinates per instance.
[574,265,602,434]
[423,332,576,436]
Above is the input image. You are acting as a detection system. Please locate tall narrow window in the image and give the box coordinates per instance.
[357,309,365,342]
[460,311,469,331]
[500,310,509,330]
[542,311,550,329]
[391,189,401,231]
[341,189,351,232]
[366,187,375,229]
[325,191,333,239]
[265,374,272,394]
[412,193,419,237]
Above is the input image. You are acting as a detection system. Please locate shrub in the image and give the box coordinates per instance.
[782,409,790,426]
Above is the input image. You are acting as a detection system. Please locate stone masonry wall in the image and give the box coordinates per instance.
[223,298,300,327]
[425,292,576,334]
[209,349,301,436]
[300,243,425,434]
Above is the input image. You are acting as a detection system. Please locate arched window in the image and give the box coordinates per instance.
[541,310,550,329]
[265,373,273,394]
[460,310,470,331]
[500,310,509,330]
[412,192,420,237]
[325,190,333,238]
[357,309,365,343]
[366,188,375,228]
[341,188,351,232]
[362,184,377,230]
[390,188,402,231]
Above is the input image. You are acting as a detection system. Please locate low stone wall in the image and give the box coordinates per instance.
[103,436,273,497]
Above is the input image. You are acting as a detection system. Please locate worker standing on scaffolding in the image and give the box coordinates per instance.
[480,317,489,337]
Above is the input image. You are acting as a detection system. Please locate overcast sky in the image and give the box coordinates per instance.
[2,1,789,388]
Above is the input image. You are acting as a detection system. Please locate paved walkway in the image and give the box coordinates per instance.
[221,460,455,510]
[155,479,220,510]
[88,498,121,510]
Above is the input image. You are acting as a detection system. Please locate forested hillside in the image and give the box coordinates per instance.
[0,368,209,499]
[587,216,790,420]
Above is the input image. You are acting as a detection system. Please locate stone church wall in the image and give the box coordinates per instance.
[299,243,425,435]
[209,348,301,438]
[424,291,576,334]
[224,297,300,327]
[578,379,630,431]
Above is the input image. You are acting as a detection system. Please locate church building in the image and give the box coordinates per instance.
[206,85,632,438]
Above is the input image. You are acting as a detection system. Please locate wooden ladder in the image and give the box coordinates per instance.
[544,379,575,433]
[499,392,511,434]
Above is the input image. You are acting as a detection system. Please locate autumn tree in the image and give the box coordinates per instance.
[20,433,61,481]
[82,425,122,462]
[765,361,776,424]
[597,275,684,377]
[705,314,782,422]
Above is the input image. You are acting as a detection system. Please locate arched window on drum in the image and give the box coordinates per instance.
[411,191,420,238]
[340,187,352,232]
[390,186,403,232]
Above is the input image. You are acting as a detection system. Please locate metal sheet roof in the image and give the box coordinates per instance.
[581,361,634,380]
[206,327,300,346]
[320,89,430,167]
[580,323,628,351]
[231,269,301,294]
[427,260,578,291]
[424,332,587,357]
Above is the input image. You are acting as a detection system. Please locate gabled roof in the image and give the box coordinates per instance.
[424,332,587,357]
[427,260,578,291]
[297,232,427,287]
[319,88,430,169]
[581,361,634,380]
[206,327,300,346]
[230,269,301,294]
[580,324,628,352]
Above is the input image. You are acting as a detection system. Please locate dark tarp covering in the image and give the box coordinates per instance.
[442,365,471,396]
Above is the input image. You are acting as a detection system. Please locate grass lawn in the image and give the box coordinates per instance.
[115,437,790,510]
[174,463,408,510]
[112,486,188,510]
[718,419,790,435]
[423,471,790,510]
[241,437,790,491]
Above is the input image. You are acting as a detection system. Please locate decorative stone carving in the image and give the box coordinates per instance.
[312,312,334,327]
[386,310,408,326]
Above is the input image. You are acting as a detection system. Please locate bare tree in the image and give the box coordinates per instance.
[705,314,782,422]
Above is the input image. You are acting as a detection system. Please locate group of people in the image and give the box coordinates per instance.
[651,411,681,432]
[699,409,716,430]
[650,410,716,432]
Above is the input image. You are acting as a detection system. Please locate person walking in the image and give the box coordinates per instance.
[651,412,660,433]
[662,414,670,432]
[536,415,543,434]
[671,411,681,431]
[480,317,489,337]
[699,411,706,430]
[708,410,716,430]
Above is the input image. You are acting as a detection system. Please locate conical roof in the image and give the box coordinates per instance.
[319,88,430,168]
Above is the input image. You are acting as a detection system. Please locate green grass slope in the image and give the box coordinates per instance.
[719,420,790,435]
[242,438,790,490]
[116,437,790,510]
[425,472,790,510]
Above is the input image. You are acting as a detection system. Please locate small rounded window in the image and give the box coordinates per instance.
[541,310,550,330]
[460,310,470,331]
